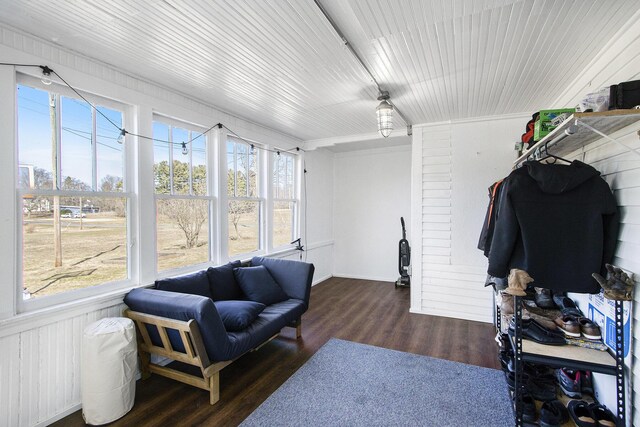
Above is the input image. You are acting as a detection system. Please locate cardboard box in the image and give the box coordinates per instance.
[533,108,575,141]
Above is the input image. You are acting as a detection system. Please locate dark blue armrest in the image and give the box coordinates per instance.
[250,257,315,309]
[124,288,231,362]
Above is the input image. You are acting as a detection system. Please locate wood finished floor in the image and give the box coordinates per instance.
[53,277,500,426]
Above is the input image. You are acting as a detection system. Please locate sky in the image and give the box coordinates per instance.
[17,84,123,189]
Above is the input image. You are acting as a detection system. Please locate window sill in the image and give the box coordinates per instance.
[0,283,148,339]
[0,244,331,339]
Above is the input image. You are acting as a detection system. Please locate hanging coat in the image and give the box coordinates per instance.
[487,160,619,293]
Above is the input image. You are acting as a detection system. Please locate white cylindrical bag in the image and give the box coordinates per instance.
[81,317,137,425]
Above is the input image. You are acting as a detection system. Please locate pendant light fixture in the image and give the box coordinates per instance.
[376,91,393,138]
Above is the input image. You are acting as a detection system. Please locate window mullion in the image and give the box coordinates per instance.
[169,126,174,195]
[188,130,193,195]
[91,107,98,190]
[233,142,238,197]
[54,93,62,190]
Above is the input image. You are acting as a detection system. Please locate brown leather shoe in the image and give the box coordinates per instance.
[554,315,581,338]
[578,317,601,340]
[500,293,514,315]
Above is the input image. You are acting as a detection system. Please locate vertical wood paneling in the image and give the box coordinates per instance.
[1,302,126,426]
[0,335,20,427]
[567,124,640,425]
[419,124,492,323]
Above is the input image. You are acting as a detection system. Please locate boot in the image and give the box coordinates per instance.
[504,269,533,296]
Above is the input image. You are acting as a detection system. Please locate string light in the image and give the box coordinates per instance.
[39,65,53,85]
[116,129,126,144]
[2,62,306,156]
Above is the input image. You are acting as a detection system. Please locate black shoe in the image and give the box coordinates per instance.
[514,393,537,423]
[540,399,569,427]
[561,306,583,317]
[553,294,576,310]
[568,400,597,427]
[526,378,557,402]
[535,287,556,309]
[509,318,566,345]
[506,372,556,401]
[588,403,616,427]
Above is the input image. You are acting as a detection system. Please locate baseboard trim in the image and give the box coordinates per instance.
[333,273,397,283]
[34,404,82,427]
[312,274,333,286]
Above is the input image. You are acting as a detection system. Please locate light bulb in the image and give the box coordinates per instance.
[376,98,394,138]
[40,66,52,85]
[116,129,126,144]
[181,142,189,155]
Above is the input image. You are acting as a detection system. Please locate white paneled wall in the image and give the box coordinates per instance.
[333,146,411,282]
[411,116,525,323]
[0,302,125,427]
[551,12,640,423]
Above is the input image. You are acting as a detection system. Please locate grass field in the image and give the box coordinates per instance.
[22,209,293,299]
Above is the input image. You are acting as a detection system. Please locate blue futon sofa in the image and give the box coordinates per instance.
[124,256,314,404]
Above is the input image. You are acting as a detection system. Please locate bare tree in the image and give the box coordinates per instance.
[159,199,207,249]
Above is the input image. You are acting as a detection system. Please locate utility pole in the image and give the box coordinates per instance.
[50,93,62,267]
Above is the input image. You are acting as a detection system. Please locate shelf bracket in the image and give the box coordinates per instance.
[576,119,640,159]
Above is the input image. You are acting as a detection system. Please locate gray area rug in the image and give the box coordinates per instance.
[241,338,513,426]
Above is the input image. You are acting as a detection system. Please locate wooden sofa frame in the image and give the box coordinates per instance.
[124,309,301,405]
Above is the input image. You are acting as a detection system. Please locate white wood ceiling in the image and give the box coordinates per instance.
[0,0,637,141]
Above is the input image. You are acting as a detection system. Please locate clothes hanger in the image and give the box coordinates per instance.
[539,141,571,164]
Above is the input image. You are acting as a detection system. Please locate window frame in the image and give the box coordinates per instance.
[15,74,134,312]
[270,150,299,250]
[153,114,216,275]
[226,136,265,260]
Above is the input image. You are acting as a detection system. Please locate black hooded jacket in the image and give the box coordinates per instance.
[487,160,619,293]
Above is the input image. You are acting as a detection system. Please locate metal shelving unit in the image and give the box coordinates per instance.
[511,296,626,427]
[499,110,638,426]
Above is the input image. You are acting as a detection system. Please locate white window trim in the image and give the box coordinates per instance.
[152,116,216,274]
[226,136,266,260]
[270,150,299,251]
[15,75,134,313]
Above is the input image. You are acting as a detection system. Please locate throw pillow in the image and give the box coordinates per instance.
[207,261,244,301]
[214,300,265,332]
[155,270,212,298]
[233,265,288,305]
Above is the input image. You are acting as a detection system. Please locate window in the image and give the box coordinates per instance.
[17,79,129,303]
[153,118,212,272]
[227,137,261,257]
[272,152,297,248]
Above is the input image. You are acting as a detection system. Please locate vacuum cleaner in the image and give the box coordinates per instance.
[395,217,411,288]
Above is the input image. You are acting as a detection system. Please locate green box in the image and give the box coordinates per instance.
[533,108,576,141]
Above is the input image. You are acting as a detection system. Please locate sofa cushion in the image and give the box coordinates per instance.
[251,256,315,309]
[214,300,265,332]
[155,270,212,298]
[234,265,288,305]
[207,261,243,301]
